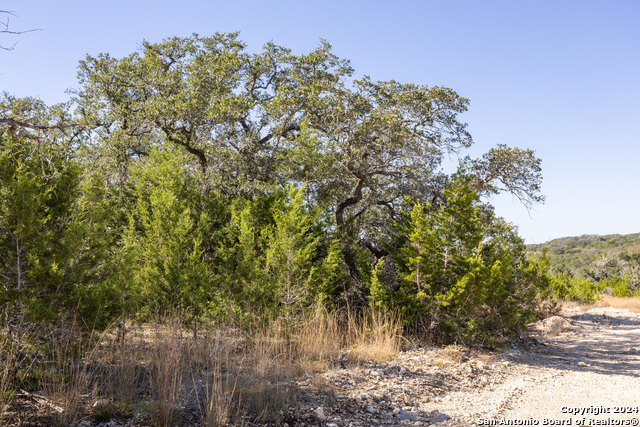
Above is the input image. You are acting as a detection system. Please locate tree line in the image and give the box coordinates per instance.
[528,234,640,303]
[1,33,555,345]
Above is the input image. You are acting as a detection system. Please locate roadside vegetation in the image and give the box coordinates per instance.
[1,33,632,425]
[0,306,403,426]
[528,234,640,303]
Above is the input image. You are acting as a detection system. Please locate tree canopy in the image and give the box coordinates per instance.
[1,33,551,344]
[71,34,543,282]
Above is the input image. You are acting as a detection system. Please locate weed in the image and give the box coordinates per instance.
[0,306,405,425]
[346,305,402,364]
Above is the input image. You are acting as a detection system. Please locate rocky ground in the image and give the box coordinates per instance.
[7,306,639,426]
[284,306,640,426]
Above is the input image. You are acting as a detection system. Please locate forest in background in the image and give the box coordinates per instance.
[528,233,640,302]
[528,232,640,270]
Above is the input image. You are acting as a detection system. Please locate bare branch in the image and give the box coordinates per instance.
[1,10,42,51]
[0,118,79,139]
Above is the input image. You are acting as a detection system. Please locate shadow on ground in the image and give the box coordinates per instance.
[511,310,640,378]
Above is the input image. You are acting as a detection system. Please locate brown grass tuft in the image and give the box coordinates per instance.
[0,305,404,425]
[345,305,403,365]
[149,319,184,426]
[597,295,640,313]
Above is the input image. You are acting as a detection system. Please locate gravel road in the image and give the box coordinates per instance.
[292,306,640,426]
[422,306,640,427]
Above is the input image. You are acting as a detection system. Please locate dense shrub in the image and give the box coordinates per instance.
[369,177,554,345]
[0,132,113,326]
[113,150,346,326]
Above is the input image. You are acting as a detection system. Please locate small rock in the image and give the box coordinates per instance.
[428,410,452,422]
[542,316,573,334]
[315,406,326,420]
[577,361,588,367]
[393,408,417,421]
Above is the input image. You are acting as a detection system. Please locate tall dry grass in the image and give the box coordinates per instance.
[41,333,93,425]
[561,294,640,314]
[345,305,403,364]
[2,320,106,426]
[149,320,184,426]
[597,294,640,313]
[0,305,403,426]
[0,331,17,421]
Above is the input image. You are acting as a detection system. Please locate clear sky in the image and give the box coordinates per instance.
[2,0,639,244]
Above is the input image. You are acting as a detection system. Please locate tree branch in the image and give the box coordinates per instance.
[335,177,364,229]
[0,118,79,139]
[1,11,41,51]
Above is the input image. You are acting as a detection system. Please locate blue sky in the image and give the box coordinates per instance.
[2,1,639,244]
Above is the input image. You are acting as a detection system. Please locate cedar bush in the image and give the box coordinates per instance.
[369,176,554,345]
[0,132,112,326]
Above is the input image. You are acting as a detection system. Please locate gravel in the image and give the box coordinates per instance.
[287,306,640,426]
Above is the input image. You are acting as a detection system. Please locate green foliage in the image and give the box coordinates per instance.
[562,275,600,304]
[110,156,346,327]
[528,233,640,278]
[374,176,552,345]
[599,276,636,297]
[265,186,327,315]
[215,195,277,323]
[2,34,554,345]
[0,132,112,326]
[464,144,545,208]
[75,34,352,191]
[119,150,214,322]
[530,234,640,301]
[213,186,344,324]
[75,34,545,295]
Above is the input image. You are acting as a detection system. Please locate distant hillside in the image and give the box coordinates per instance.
[527,232,640,276]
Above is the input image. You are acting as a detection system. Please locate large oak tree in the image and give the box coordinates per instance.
[74,33,544,286]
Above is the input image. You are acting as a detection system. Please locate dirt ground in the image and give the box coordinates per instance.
[6,306,638,426]
[288,306,640,426]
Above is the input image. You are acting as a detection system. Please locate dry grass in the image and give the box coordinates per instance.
[15,322,105,426]
[442,344,467,363]
[345,306,403,364]
[42,337,92,425]
[0,306,403,426]
[597,295,640,313]
[431,344,467,368]
[0,332,17,420]
[197,331,236,427]
[476,352,495,365]
[149,320,184,426]
[559,299,594,312]
[560,294,640,314]
[432,357,449,368]
[294,306,343,372]
[542,316,573,336]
